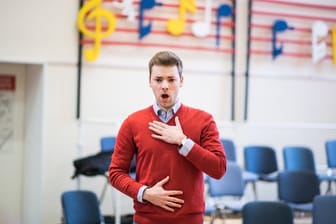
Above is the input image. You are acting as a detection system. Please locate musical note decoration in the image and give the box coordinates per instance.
[167,0,197,36]
[78,0,116,61]
[112,0,136,21]
[272,19,294,59]
[332,26,336,64]
[216,4,232,46]
[311,21,328,63]
[139,0,163,39]
[192,0,212,38]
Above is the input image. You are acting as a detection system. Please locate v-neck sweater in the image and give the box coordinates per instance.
[109,104,226,224]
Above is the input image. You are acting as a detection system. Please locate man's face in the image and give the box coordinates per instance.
[149,65,183,110]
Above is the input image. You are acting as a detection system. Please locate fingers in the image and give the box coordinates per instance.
[160,195,184,212]
[170,190,184,197]
[146,176,185,212]
[162,200,183,212]
[175,116,181,128]
[148,121,166,135]
[149,120,166,129]
[155,176,170,187]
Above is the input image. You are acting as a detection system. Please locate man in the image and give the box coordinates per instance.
[109,51,226,224]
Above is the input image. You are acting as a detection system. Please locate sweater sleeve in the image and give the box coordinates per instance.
[108,118,143,200]
[184,114,227,179]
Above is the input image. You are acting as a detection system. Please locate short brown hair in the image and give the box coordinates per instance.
[148,51,183,78]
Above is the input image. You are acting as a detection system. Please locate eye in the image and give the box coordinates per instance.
[155,78,162,83]
[168,78,176,82]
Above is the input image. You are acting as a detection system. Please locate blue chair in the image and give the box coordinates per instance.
[220,138,236,161]
[244,145,279,200]
[326,140,336,170]
[283,146,316,172]
[220,140,259,199]
[61,190,104,224]
[242,201,293,224]
[325,140,336,194]
[205,162,248,223]
[278,170,320,213]
[100,136,136,200]
[100,136,116,152]
[283,146,334,194]
[313,195,336,224]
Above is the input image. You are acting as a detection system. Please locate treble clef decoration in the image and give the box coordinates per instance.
[77,0,116,61]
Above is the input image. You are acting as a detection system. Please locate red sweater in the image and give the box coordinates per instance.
[109,105,226,224]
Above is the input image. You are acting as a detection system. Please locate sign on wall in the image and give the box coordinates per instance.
[0,75,15,151]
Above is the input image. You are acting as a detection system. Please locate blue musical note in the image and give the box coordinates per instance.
[272,19,294,59]
[138,0,162,39]
[216,4,232,46]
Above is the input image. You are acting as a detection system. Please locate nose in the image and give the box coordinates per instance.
[160,80,169,89]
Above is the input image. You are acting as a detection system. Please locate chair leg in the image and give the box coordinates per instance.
[210,207,224,224]
[209,210,217,224]
[244,181,258,200]
[99,175,109,204]
[325,180,332,195]
[251,181,258,200]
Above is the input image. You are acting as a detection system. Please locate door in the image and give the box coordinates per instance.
[0,63,25,224]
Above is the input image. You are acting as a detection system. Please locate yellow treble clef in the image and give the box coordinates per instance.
[77,0,116,61]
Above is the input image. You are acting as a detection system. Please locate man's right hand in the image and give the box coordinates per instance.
[142,176,184,212]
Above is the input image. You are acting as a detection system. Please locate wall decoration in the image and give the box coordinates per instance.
[246,0,336,62]
[244,0,336,120]
[77,0,235,60]
[76,0,237,120]
[77,0,116,61]
[0,75,15,151]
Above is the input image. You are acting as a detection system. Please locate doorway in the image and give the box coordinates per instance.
[0,61,44,224]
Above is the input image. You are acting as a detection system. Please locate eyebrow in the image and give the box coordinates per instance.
[153,75,177,78]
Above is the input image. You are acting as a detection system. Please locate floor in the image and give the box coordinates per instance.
[203,214,312,224]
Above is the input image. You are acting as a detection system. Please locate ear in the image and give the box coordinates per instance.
[180,75,184,87]
[149,78,153,88]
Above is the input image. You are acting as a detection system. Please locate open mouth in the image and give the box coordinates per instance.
[161,94,169,99]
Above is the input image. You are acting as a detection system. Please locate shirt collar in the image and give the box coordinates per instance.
[153,99,181,115]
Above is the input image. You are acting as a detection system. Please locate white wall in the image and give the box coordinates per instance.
[0,0,335,223]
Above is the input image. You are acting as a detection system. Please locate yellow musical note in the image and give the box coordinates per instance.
[332,26,336,65]
[77,0,116,61]
[167,0,196,36]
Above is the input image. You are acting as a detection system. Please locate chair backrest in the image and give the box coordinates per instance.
[283,146,316,172]
[61,190,103,224]
[242,201,293,224]
[325,140,336,168]
[244,145,278,175]
[220,138,236,162]
[100,136,116,152]
[278,170,320,204]
[313,195,336,224]
[207,162,245,197]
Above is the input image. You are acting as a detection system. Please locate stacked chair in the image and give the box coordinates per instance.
[204,138,336,223]
[283,146,334,194]
[312,195,336,224]
[220,138,237,162]
[205,161,250,224]
[243,145,279,200]
[278,170,320,214]
[325,140,336,194]
[242,201,293,224]
[61,190,104,224]
[220,139,259,200]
